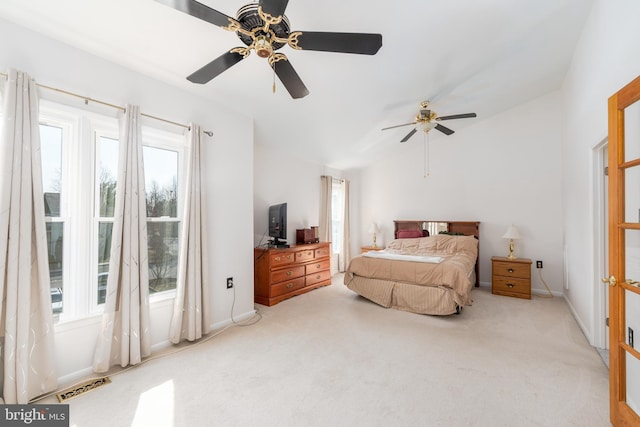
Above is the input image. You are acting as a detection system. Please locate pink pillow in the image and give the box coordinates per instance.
[397,230,424,239]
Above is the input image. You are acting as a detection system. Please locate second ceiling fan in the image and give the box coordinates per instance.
[156,0,383,99]
[382,101,477,142]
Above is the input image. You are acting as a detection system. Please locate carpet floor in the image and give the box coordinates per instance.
[48,274,610,427]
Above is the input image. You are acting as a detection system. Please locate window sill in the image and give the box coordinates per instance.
[53,290,176,332]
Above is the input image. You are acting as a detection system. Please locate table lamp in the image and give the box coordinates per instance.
[369,223,380,248]
[502,224,521,259]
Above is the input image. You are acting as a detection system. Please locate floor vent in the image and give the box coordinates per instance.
[56,377,111,402]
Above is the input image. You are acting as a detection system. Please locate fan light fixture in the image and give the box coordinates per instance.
[502,224,521,259]
[156,0,383,99]
[417,121,437,133]
[381,101,477,142]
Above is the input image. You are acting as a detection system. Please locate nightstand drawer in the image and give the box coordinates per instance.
[492,261,531,279]
[492,277,531,299]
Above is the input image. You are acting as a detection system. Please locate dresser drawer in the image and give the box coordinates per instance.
[306,259,330,275]
[492,261,531,279]
[306,269,331,286]
[314,246,330,259]
[492,276,531,298]
[271,265,305,283]
[270,252,295,267]
[271,277,306,297]
[295,249,315,263]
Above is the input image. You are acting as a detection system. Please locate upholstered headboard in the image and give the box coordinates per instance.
[393,220,481,286]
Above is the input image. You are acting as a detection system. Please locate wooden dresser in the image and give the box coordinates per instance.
[491,256,532,299]
[254,242,331,306]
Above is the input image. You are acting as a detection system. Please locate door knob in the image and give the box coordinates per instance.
[625,279,639,288]
[602,275,617,287]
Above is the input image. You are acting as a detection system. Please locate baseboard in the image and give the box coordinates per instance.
[56,367,97,390]
[531,288,563,297]
[52,308,258,395]
[210,309,257,331]
[562,294,594,345]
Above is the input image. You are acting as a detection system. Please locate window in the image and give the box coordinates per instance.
[37,101,186,322]
[144,145,180,295]
[331,179,345,254]
[95,134,119,305]
[40,123,65,314]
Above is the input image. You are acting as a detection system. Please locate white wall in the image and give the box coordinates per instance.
[0,18,255,383]
[561,0,640,345]
[253,144,352,247]
[356,91,565,293]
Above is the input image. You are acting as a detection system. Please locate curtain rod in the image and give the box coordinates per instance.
[0,71,213,137]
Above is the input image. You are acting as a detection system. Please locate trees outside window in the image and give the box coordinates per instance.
[38,102,185,321]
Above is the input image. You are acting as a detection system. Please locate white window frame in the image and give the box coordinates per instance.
[38,100,187,323]
[331,179,345,255]
[141,125,188,302]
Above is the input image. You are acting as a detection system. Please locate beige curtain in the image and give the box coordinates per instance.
[0,69,57,403]
[339,179,351,272]
[169,124,210,343]
[93,105,151,373]
[319,175,332,243]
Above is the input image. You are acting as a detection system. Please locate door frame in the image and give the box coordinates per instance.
[607,74,640,426]
[594,139,609,350]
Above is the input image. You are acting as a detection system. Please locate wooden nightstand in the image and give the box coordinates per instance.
[491,256,532,299]
[361,246,384,253]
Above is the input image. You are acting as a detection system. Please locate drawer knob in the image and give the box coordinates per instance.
[316,275,321,279]
[316,264,321,269]
[508,268,514,273]
[286,271,292,276]
[275,256,281,261]
[507,283,515,288]
[286,283,293,289]
[286,255,292,260]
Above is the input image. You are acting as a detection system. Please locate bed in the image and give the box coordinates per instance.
[344,220,480,315]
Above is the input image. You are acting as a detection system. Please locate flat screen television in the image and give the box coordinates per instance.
[268,203,288,247]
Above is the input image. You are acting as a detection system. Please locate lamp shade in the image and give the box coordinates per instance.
[368,223,379,234]
[502,224,521,240]
[417,121,437,132]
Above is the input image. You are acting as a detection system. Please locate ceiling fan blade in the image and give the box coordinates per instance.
[294,32,382,55]
[400,128,418,143]
[272,59,309,99]
[382,122,417,131]
[437,113,477,121]
[187,50,246,84]
[435,124,455,135]
[155,0,233,28]
[259,0,289,18]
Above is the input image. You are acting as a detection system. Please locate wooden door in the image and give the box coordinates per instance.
[606,74,640,426]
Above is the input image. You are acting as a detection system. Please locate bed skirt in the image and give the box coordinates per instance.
[344,274,467,315]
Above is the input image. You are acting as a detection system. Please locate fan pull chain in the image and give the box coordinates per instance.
[272,67,276,94]
[423,131,430,178]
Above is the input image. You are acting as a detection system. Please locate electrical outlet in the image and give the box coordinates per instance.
[226,277,233,289]
[536,260,543,269]
[629,327,634,348]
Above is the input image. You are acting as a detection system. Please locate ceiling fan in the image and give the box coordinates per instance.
[382,101,477,142]
[156,0,383,99]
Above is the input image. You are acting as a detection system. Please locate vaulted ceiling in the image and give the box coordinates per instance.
[0,0,593,169]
